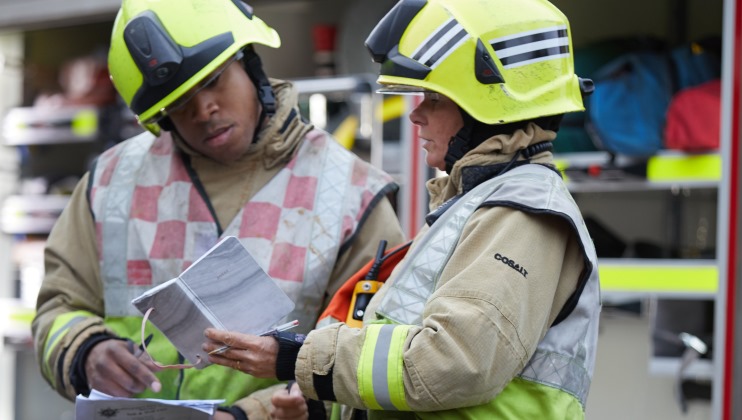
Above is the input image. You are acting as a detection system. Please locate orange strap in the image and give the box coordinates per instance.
[318,241,411,324]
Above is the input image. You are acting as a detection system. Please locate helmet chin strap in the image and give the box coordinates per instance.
[443,108,477,174]
[241,48,276,144]
[444,108,529,174]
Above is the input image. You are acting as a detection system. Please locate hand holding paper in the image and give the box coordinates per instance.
[203,327,282,378]
[84,338,161,397]
[131,236,295,368]
[208,319,298,355]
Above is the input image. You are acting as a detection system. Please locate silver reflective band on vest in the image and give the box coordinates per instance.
[293,141,354,326]
[101,132,156,316]
[376,174,501,326]
[376,164,601,407]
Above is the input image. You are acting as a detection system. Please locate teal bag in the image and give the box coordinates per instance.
[555,38,664,154]
[586,51,674,157]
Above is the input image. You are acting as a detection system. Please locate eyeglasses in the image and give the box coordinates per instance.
[423,92,441,102]
[139,307,200,369]
[139,49,245,127]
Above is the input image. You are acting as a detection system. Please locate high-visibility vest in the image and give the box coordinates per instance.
[82,129,397,402]
[354,164,601,419]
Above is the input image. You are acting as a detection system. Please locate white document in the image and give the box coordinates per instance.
[75,390,224,420]
[131,236,295,367]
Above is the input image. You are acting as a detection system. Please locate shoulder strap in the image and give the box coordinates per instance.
[317,241,411,326]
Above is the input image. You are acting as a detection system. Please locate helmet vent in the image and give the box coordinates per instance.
[475,39,504,84]
[124,11,184,87]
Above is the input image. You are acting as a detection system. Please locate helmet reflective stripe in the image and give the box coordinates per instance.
[490,25,570,69]
[410,18,471,69]
[358,324,412,411]
[368,0,587,125]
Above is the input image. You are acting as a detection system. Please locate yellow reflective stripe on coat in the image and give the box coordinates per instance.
[43,311,96,384]
[358,324,411,411]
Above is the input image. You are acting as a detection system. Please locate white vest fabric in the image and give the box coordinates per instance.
[376,164,601,407]
[90,130,395,331]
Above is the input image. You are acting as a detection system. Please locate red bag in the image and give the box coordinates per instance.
[664,79,721,152]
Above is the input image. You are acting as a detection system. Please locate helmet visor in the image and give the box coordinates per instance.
[375,84,427,95]
[139,49,245,126]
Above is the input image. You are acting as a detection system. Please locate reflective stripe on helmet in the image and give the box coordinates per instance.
[368,0,586,125]
[410,18,471,69]
[357,324,412,411]
[489,25,570,69]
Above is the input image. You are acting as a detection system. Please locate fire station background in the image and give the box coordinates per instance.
[0,0,739,419]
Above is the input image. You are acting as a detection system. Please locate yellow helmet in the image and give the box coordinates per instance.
[108,0,280,134]
[366,0,591,125]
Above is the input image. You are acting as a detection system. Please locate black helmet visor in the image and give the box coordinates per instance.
[365,0,431,80]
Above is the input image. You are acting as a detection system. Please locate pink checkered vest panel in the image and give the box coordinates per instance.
[91,130,395,331]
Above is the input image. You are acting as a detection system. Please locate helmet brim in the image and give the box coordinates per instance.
[375,84,427,95]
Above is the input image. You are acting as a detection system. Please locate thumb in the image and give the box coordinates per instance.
[289,382,302,397]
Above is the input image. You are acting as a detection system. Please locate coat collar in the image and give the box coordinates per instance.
[426,123,558,210]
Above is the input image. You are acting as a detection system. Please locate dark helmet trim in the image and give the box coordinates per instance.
[365,0,427,63]
[130,32,234,116]
[124,11,183,88]
[381,46,432,80]
[475,39,504,84]
[231,0,254,19]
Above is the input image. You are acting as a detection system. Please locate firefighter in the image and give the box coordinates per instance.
[31,0,405,418]
[205,0,601,418]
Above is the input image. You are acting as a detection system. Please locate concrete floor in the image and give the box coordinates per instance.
[587,307,712,419]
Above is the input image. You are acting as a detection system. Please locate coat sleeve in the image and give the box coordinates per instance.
[295,206,584,411]
[31,172,115,400]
